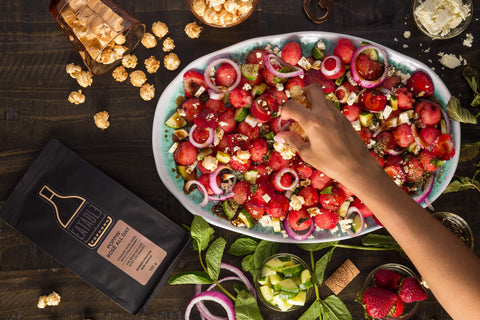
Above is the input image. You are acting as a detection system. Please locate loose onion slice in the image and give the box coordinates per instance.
[209,89,225,100]
[194,276,241,320]
[345,206,365,237]
[320,55,343,78]
[350,44,389,88]
[204,58,242,93]
[410,123,430,150]
[283,211,315,241]
[335,84,351,104]
[189,124,215,149]
[274,168,300,191]
[384,148,403,156]
[208,192,234,201]
[264,54,304,78]
[413,175,434,204]
[185,180,209,208]
[185,291,236,320]
[437,102,452,136]
[210,165,228,195]
[220,263,256,299]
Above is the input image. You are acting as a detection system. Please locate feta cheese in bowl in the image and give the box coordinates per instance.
[413,0,473,39]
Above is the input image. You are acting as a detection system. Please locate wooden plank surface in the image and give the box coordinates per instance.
[1,0,479,319]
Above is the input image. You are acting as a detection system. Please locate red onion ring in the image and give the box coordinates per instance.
[184,291,235,320]
[204,58,242,93]
[372,127,384,138]
[413,175,434,204]
[335,84,350,104]
[438,104,452,136]
[320,55,342,78]
[264,54,304,78]
[208,192,234,201]
[210,165,228,195]
[350,44,389,88]
[423,196,435,211]
[283,211,315,241]
[189,125,215,149]
[384,148,404,156]
[411,124,429,150]
[220,263,256,299]
[209,90,225,100]
[194,276,241,320]
[274,168,300,191]
[345,206,365,237]
[185,180,209,208]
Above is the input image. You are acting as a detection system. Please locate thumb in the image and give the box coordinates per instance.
[275,131,310,155]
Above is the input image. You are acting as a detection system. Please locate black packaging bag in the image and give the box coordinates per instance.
[0,139,190,314]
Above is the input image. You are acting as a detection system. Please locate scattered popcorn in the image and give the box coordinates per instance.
[141,32,157,49]
[114,33,126,45]
[129,70,147,87]
[402,44,409,48]
[37,296,48,309]
[65,63,82,78]
[273,141,296,160]
[97,48,120,64]
[144,56,160,74]
[190,0,254,27]
[163,37,175,52]
[94,111,110,130]
[185,22,203,39]
[122,54,138,68]
[140,83,155,101]
[202,155,219,171]
[403,30,411,39]
[76,70,93,88]
[68,90,85,105]
[164,53,180,71]
[112,65,128,82]
[113,45,128,57]
[438,52,462,69]
[151,21,169,39]
[37,291,61,308]
[463,33,473,47]
[289,195,305,211]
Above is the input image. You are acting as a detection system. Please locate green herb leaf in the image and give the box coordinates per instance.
[460,142,480,162]
[228,238,259,256]
[253,240,279,269]
[319,295,353,320]
[320,186,333,194]
[446,96,477,124]
[297,241,338,252]
[314,247,335,287]
[191,216,215,251]
[235,289,264,320]
[298,300,321,320]
[463,65,479,94]
[472,93,480,107]
[168,271,213,285]
[443,178,480,193]
[241,254,255,272]
[361,234,401,249]
[206,237,226,281]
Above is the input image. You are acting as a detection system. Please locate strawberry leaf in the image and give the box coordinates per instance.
[446,96,477,124]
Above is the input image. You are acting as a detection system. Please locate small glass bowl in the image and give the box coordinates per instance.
[433,212,474,250]
[186,0,259,28]
[255,253,313,312]
[413,0,473,39]
[361,263,421,319]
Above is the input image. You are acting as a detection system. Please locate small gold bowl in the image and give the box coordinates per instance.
[413,0,473,39]
[186,0,259,28]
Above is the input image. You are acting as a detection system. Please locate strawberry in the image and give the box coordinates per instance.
[418,150,440,172]
[418,127,441,147]
[314,208,339,229]
[362,286,400,319]
[285,76,305,91]
[205,98,227,113]
[267,150,290,171]
[265,193,289,218]
[249,138,268,162]
[232,181,252,205]
[229,87,253,109]
[304,69,335,93]
[395,87,415,110]
[351,197,374,218]
[359,90,387,112]
[398,277,428,303]
[415,101,441,126]
[281,41,302,65]
[215,63,238,87]
[183,70,207,98]
[218,108,236,133]
[298,186,319,207]
[374,268,403,291]
[384,165,407,185]
[430,134,455,161]
[182,98,205,122]
[288,208,312,231]
[173,141,197,165]
[388,298,405,318]
[393,123,414,148]
[237,121,260,141]
[334,38,355,64]
[246,48,269,70]
[404,156,424,182]
[406,70,434,98]
[319,183,346,211]
[341,103,361,122]
[355,54,384,81]
[194,109,219,128]
[310,169,333,190]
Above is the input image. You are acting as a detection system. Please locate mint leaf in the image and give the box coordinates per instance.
[228,238,259,256]
[234,289,264,320]
[320,295,352,320]
[253,240,279,269]
[297,241,338,252]
[206,237,226,281]
[443,178,480,193]
[463,65,479,94]
[314,247,335,287]
[472,93,480,107]
[298,300,321,320]
[191,216,215,251]
[168,271,213,285]
[446,96,477,124]
[241,254,255,272]
[460,142,480,162]
[361,234,400,249]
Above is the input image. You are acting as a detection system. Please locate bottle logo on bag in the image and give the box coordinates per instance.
[39,185,113,248]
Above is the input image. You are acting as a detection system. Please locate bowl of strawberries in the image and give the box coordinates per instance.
[360,263,428,319]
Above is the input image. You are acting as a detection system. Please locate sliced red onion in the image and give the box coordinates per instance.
[209,89,225,100]
[208,192,234,201]
[438,104,452,136]
[413,175,434,204]
[283,211,315,241]
[194,276,241,320]
[376,86,392,96]
[204,58,242,93]
[284,190,293,199]
[384,148,403,156]
[350,44,389,89]
[184,291,236,320]
[210,165,228,195]
[185,180,209,208]
[345,206,365,237]
[372,127,384,138]
[275,168,300,191]
[410,124,429,150]
[335,84,350,104]
[264,54,304,78]
[423,196,435,211]
[320,55,342,78]
[220,263,256,298]
[189,125,215,149]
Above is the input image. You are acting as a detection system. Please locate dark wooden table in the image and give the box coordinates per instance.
[1,1,479,319]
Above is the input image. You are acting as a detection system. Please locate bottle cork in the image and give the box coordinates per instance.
[324,259,360,295]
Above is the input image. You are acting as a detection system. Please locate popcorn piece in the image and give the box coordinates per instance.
[463,33,473,47]
[151,21,169,39]
[122,54,138,68]
[184,21,203,39]
[144,56,160,74]
[97,48,119,64]
[37,291,61,309]
[289,195,305,211]
[112,66,128,82]
[65,63,82,78]
[202,155,219,171]
[37,295,48,309]
[324,259,360,295]
[113,45,128,58]
[141,32,157,49]
[162,37,175,52]
[68,90,85,105]
[140,83,155,101]
[76,70,93,88]
[114,33,126,45]
[129,70,147,87]
[164,53,180,71]
[192,0,254,26]
[403,30,411,39]
[94,111,110,130]
[273,141,296,160]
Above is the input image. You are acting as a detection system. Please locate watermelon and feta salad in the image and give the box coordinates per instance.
[165,37,455,241]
